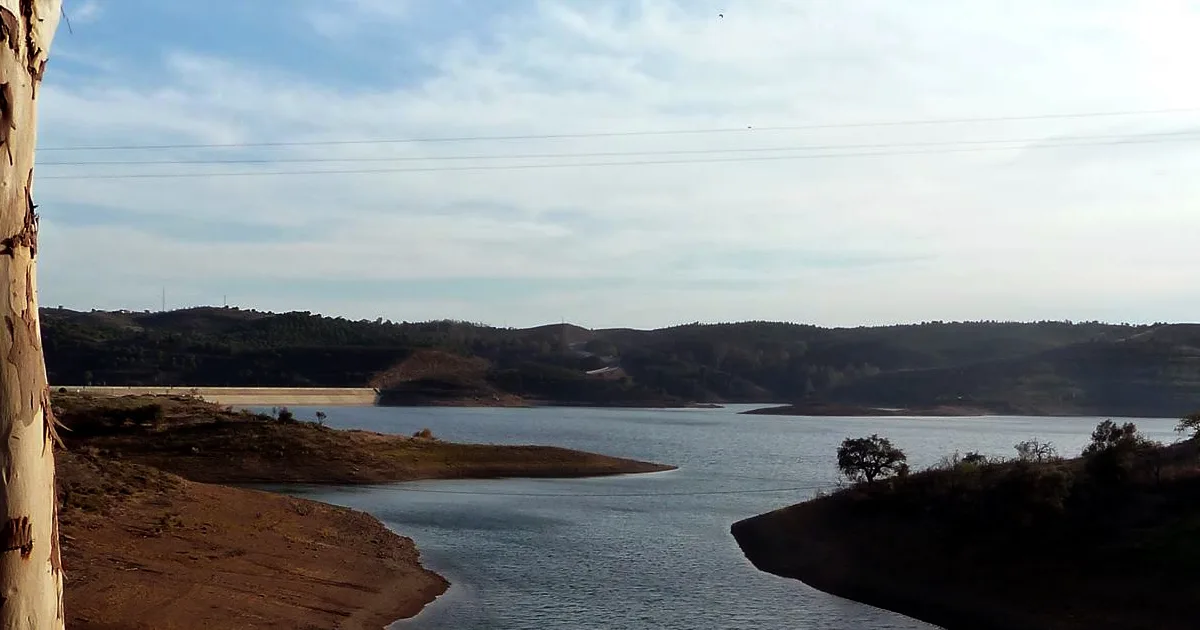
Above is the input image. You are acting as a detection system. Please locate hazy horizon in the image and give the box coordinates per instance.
[34,1,1200,329]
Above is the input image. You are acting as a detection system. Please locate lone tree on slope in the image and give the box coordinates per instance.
[0,1,65,627]
[837,434,908,484]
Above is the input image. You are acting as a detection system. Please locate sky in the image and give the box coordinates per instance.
[31,0,1200,329]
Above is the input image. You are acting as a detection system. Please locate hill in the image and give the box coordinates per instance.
[731,422,1200,630]
[824,325,1200,417]
[369,349,525,406]
[39,307,1200,415]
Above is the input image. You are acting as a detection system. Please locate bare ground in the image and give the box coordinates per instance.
[53,392,674,628]
[59,452,447,630]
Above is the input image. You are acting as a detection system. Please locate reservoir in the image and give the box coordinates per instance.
[269,405,1178,630]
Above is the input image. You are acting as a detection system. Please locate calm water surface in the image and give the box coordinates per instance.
[264,405,1178,630]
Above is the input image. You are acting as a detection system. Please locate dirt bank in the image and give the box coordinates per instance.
[371,349,530,407]
[60,452,447,630]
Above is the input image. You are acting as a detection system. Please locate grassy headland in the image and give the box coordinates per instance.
[41,307,1200,416]
[54,392,673,628]
[54,392,672,484]
[731,422,1200,630]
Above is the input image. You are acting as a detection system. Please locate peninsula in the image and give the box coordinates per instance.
[731,421,1200,630]
[56,392,673,628]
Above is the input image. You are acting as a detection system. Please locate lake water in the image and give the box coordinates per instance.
[261,405,1180,630]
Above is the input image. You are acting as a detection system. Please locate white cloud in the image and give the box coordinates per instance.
[69,0,103,24]
[31,0,1200,326]
[303,0,412,38]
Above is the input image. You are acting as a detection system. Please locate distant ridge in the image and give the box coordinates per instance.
[39,307,1200,416]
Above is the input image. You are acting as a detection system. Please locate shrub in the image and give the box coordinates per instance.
[276,407,296,423]
[934,450,990,471]
[837,434,908,484]
[1084,420,1139,456]
[934,451,964,470]
[94,403,165,433]
[129,403,165,428]
[993,462,1075,526]
[1177,411,1200,439]
[961,451,989,465]
[1015,439,1059,463]
[1135,439,1168,486]
[1082,420,1151,487]
[413,428,434,439]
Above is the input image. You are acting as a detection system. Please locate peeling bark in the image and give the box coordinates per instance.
[0,517,31,557]
[0,82,12,166]
[0,9,17,58]
[0,1,62,627]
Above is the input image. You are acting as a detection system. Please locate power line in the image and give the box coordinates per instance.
[35,106,1200,152]
[34,132,1200,180]
[36,129,1200,167]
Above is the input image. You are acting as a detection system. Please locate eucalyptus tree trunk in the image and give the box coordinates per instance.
[0,1,63,627]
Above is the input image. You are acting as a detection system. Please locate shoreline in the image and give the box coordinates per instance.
[64,385,382,406]
[739,402,1181,419]
[741,402,997,417]
[57,393,676,628]
[732,502,996,630]
[731,438,1200,630]
[61,452,451,630]
[60,385,727,410]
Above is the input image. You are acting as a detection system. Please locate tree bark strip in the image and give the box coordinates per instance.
[0,1,61,627]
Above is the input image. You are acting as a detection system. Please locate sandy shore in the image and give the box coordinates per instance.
[60,452,448,630]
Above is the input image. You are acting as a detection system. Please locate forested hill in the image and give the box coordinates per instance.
[39,307,1200,416]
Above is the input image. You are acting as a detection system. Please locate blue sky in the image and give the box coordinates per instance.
[32,0,1200,328]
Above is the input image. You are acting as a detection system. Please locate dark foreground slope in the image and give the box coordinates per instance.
[732,439,1200,630]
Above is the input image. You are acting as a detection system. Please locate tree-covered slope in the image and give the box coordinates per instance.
[42,307,1198,415]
